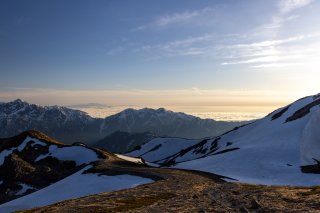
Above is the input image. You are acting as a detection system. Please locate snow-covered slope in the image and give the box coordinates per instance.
[100,108,246,139]
[34,144,99,166]
[0,136,100,168]
[127,137,201,164]
[0,131,156,212]
[0,131,104,204]
[129,94,320,186]
[300,107,320,166]
[0,166,153,213]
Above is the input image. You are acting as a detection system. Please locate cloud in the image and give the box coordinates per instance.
[255,15,300,37]
[254,0,312,39]
[134,7,212,31]
[223,53,306,65]
[251,62,305,68]
[158,34,215,56]
[278,0,313,13]
[155,11,200,27]
[222,56,281,65]
[221,33,320,68]
[192,87,203,95]
[132,34,217,58]
[163,34,213,48]
[106,47,124,56]
[229,36,304,49]
[222,0,316,69]
[126,0,319,65]
[0,87,298,108]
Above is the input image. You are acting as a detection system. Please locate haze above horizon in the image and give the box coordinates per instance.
[1,0,319,120]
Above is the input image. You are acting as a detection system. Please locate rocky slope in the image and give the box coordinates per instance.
[0,131,105,205]
[0,131,157,212]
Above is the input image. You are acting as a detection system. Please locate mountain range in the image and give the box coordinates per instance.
[99,107,246,139]
[0,99,246,152]
[0,99,101,143]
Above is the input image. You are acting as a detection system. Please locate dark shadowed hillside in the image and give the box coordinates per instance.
[93,131,156,153]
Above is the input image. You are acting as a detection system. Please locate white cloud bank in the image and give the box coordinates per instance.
[0,87,312,109]
[134,7,212,31]
[278,0,313,13]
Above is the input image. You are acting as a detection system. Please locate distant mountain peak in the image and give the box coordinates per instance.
[119,107,188,117]
[11,99,28,105]
[156,107,168,113]
[13,98,25,103]
[102,106,245,139]
[0,99,100,143]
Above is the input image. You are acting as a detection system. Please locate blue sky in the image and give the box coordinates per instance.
[0,0,319,113]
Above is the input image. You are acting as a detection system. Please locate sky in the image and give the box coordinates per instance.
[0,0,319,119]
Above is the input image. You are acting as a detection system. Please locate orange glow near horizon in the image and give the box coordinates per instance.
[0,88,306,106]
[1,87,315,121]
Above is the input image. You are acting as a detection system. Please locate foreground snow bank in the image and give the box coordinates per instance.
[301,108,320,166]
[35,145,99,166]
[175,152,320,186]
[0,166,153,213]
[1,136,100,167]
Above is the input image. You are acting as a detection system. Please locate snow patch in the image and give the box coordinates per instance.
[301,107,320,165]
[16,184,34,196]
[0,166,153,213]
[35,145,99,166]
[115,154,144,164]
[17,136,47,152]
[0,149,14,167]
[0,136,47,166]
[145,162,160,167]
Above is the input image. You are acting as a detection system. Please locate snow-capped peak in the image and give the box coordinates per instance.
[101,107,244,139]
[12,99,26,104]
[0,100,99,143]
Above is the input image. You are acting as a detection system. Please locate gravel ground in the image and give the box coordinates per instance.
[16,157,320,213]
